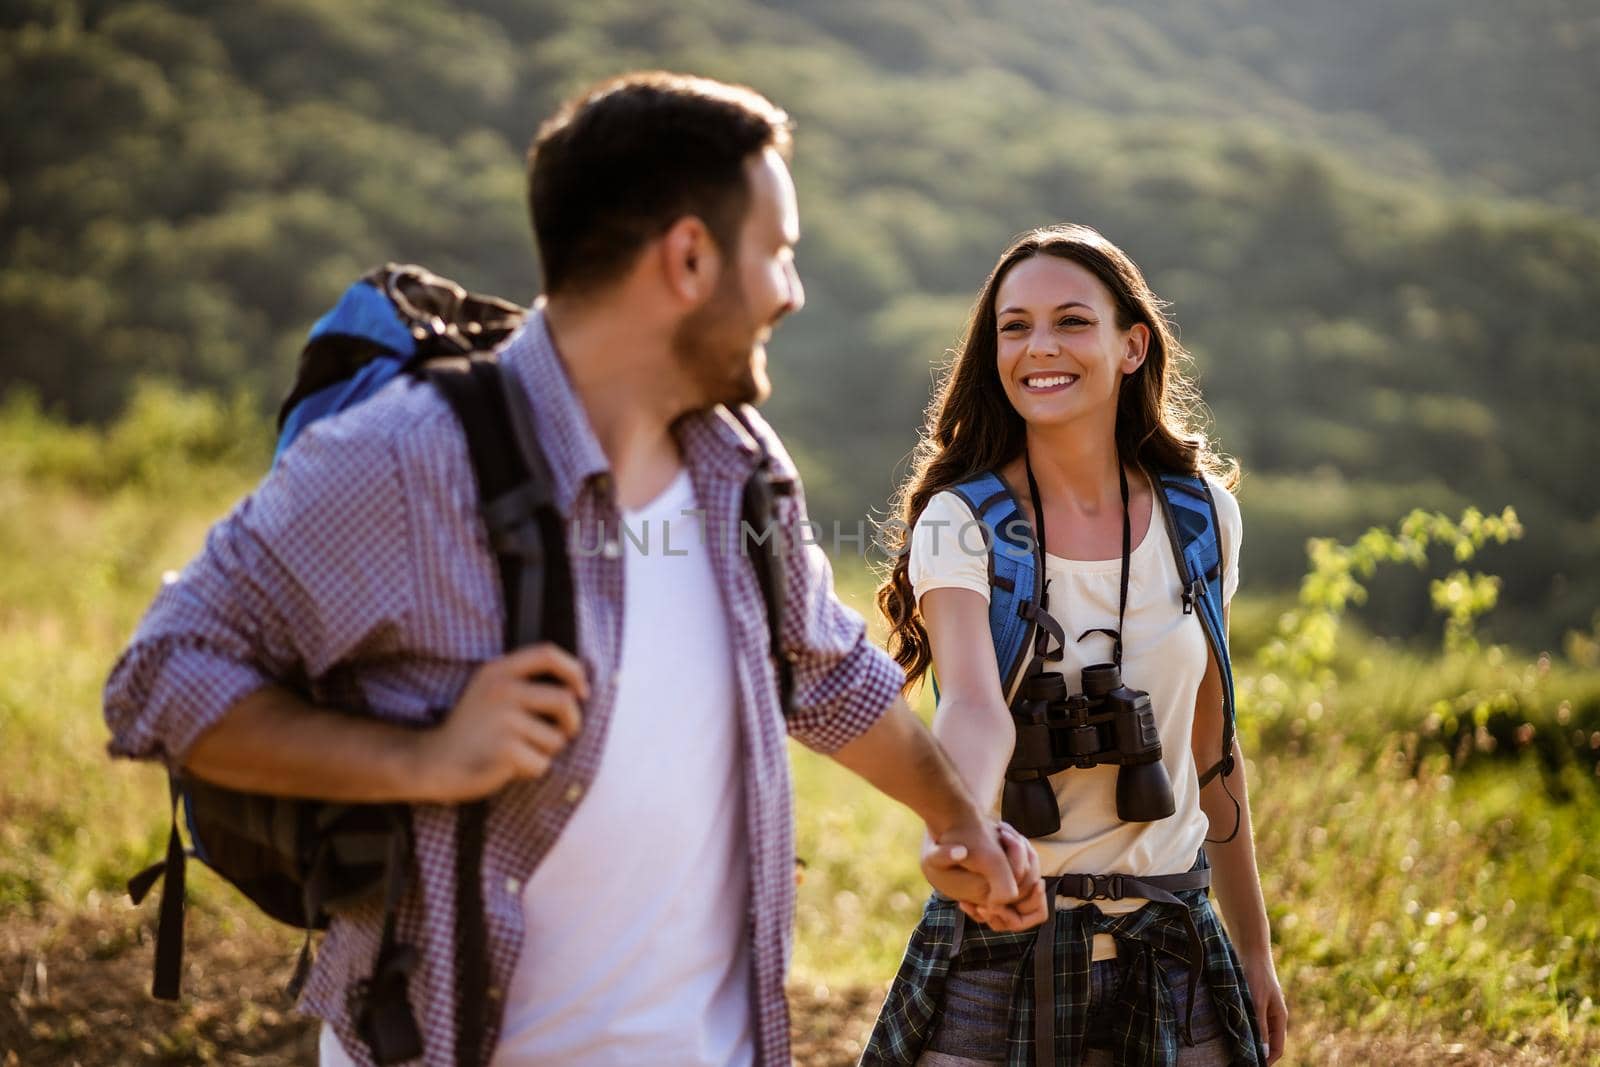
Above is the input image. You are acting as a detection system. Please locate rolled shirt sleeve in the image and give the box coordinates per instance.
[780,536,906,754]
[744,439,904,754]
[103,406,416,766]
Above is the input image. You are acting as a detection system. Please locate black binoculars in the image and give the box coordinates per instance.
[1002,662,1176,838]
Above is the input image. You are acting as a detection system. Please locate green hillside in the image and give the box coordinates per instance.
[3,0,1596,643]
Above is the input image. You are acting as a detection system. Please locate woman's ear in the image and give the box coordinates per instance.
[659,216,722,305]
[1122,322,1151,375]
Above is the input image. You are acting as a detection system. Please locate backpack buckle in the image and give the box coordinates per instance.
[488,518,545,563]
[1070,873,1125,901]
[1182,577,1203,615]
[483,482,554,562]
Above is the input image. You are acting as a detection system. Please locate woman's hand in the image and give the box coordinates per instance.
[1238,947,1287,1063]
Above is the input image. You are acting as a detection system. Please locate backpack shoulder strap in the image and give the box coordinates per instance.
[725,405,798,720]
[948,471,1046,703]
[422,357,574,653]
[1155,471,1237,787]
[419,355,571,1067]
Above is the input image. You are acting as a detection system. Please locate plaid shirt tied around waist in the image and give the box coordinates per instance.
[863,853,1264,1067]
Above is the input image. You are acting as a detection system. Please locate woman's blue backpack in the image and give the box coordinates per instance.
[945,468,1238,788]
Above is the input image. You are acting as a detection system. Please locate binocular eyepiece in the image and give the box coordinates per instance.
[1002,662,1176,838]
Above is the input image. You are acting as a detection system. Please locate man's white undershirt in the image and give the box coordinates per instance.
[322,467,753,1066]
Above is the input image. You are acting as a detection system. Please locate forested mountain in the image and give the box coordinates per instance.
[1118,0,1600,212]
[3,0,1597,642]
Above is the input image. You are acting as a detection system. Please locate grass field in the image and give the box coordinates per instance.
[2,389,1597,1064]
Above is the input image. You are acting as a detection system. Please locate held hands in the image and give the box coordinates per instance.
[922,821,1048,932]
[411,643,588,803]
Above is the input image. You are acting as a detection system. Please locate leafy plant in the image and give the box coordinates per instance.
[1264,506,1523,682]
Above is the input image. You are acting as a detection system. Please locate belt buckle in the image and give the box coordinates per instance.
[1088,874,1124,901]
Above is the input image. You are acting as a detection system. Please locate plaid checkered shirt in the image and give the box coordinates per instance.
[104,308,905,1066]
[863,855,1266,1067]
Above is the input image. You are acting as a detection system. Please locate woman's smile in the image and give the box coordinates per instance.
[1020,371,1080,394]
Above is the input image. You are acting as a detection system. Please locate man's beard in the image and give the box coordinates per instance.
[670,273,771,410]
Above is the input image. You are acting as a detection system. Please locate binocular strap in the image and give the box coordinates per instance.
[1023,453,1133,671]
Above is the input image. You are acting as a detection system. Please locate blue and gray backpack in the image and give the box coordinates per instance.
[944,468,1238,795]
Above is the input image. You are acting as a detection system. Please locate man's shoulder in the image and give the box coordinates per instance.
[324,371,456,443]
[717,405,800,481]
[280,372,460,476]
[677,404,802,485]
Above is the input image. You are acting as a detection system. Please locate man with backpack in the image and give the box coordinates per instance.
[104,71,1045,1067]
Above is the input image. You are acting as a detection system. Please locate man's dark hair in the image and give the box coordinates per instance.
[528,71,793,296]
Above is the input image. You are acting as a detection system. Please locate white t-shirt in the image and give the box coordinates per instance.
[322,468,753,1067]
[909,474,1240,955]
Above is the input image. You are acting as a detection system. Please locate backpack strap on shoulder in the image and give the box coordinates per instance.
[948,471,1044,701]
[426,358,573,651]
[725,405,798,720]
[423,355,569,1067]
[1154,472,1238,795]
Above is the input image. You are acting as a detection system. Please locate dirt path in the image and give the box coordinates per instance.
[2,908,1587,1065]
[0,908,881,1066]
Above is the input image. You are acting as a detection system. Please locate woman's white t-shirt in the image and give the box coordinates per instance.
[908,474,1240,952]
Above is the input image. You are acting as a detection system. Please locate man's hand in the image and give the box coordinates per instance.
[411,643,588,803]
[823,696,1045,931]
[963,823,1048,931]
[923,821,1047,932]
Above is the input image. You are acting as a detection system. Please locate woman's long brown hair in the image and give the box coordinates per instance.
[875,223,1237,695]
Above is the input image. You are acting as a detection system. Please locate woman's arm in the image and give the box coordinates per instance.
[917,586,1044,928]
[1193,610,1288,1063]
[921,587,1016,809]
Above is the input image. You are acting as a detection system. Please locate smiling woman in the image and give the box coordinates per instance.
[877,224,1227,692]
[866,224,1289,1066]
[999,268,1138,435]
